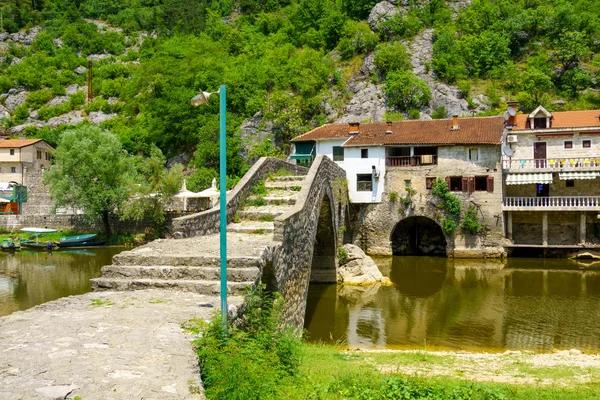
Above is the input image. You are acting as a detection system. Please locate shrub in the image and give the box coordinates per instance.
[441,217,457,235]
[338,247,348,264]
[26,89,54,109]
[385,71,431,111]
[194,285,301,400]
[461,204,482,235]
[431,106,447,119]
[408,109,420,119]
[373,42,411,76]
[253,180,267,196]
[12,104,29,124]
[389,191,398,202]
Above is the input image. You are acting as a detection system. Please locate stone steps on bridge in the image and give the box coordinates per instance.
[264,178,305,190]
[91,278,252,295]
[228,221,275,234]
[100,265,260,282]
[237,205,290,220]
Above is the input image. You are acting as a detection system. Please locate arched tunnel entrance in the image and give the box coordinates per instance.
[391,216,447,256]
[309,194,337,282]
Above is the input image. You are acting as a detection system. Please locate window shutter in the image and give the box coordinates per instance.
[487,176,494,193]
[461,177,469,192]
[468,177,475,193]
[445,176,451,189]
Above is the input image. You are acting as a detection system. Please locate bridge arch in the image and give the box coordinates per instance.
[390,216,447,256]
[309,193,337,282]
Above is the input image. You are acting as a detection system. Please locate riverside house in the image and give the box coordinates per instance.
[502,105,600,247]
[0,139,54,184]
[291,116,506,257]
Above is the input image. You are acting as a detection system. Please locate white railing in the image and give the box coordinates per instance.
[503,196,600,209]
[503,157,600,171]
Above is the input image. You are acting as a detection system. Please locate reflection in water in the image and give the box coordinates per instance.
[304,256,600,352]
[0,247,126,317]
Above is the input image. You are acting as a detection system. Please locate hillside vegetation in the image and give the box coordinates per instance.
[0,0,599,189]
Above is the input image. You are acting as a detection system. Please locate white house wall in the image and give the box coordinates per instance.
[316,139,385,203]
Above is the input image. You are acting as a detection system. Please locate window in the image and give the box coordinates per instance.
[9,149,14,155]
[361,149,368,159]
[475,176,488,191]
[583,140,591,148]
[333,146,344,161]
[449,176,462,192]
[468,148,478,161]
[566,180,575,187]
[426,177,435,189]
[533,118,546,129]
[37,150,42,159]
[356,174,372,191]
[11,167,16,173]
[564,141,573,149]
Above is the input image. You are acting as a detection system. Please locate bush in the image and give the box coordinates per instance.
[26,88,54,109]
[461,204,482,235]
[432,106,447,119]
[408,109,420,119]
[441,217,457,235]
[385,71,431,111]
[389,191,398,202]
[373,42,411,76]
[12,104,30,124]
[338,247,348,264]
[194,285,301,400]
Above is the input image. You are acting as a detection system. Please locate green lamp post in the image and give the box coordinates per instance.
[191,85,227,324]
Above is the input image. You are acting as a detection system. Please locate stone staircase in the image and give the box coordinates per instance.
[91,174,306,295]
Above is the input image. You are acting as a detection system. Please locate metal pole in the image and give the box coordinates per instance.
[219,84,227,325]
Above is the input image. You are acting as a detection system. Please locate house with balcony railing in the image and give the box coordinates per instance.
[502,104,600,247]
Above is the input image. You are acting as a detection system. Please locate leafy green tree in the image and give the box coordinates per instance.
[122,145,184,237]
[44,125,135,237]
[373,42,411,77]
[384,71,431,111]
[519,67,553,105]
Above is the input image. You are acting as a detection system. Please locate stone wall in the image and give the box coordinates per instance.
[21,170,54,216]
[0,213,156,233]
[171,158,308,238]
[511,211,588,246]
[271,155,347,328]
[348,145,504,257]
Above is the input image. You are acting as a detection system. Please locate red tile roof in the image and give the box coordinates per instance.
[292,116,505,146]
[0,139,45,148]
[514,109,600,130]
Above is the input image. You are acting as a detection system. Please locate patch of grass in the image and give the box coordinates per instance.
[291,185,302,191]
[247,197,266,207]
[90,298,114,307]
[338,247,348,264]
[231,212,241,223]
[389,191,398,202]
[249,229,266,235]
[149,298,171,304]
[253,180,268,196]
[259,214,275,222]
[268,168,293,181]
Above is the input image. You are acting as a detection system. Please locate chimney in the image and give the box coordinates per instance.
[385,121,392,134]
[348,122,360,135]
[507,101,518,126]
[452,115,459,130]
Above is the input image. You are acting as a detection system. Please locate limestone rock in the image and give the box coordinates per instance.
[240,111,277,158]
[88,111,117,124]
[4,90,28,111]
[53,38,63,48]
[34,385,77,399]
[338,244,389,285]
[368,1,400,31]
[167,153,191,168]
[74,65,88,75]
[10,122,44,134]
[9,26,42,45]
[0,104,10,119]
[0,33,8,42]
[11,57,23,65]
[87,53,111,62]
[46,96,69,107]
[66,84,87,95]
[551,99,566,106]
[47,110,85,127]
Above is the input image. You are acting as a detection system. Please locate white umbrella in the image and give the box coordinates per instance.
[174,179,215,211]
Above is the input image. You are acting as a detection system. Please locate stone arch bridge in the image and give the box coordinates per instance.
[92,156,347,328]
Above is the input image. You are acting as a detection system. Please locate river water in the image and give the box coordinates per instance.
[0,247,126,317]
[305,256,600,352]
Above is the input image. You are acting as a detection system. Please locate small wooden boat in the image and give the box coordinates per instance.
[57,240,107,248]
[58,234,98,245]
[0,239,20,251]
[20,228,58,250]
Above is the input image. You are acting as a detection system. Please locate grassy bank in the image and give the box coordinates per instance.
[190,286,600,400]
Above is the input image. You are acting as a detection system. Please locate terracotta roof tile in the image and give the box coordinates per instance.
[514,109,600,130]
[292,116,505,146]
[0,139,45,148]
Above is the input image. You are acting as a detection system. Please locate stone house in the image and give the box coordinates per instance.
[502,105,600,247]
[292,116,506,257]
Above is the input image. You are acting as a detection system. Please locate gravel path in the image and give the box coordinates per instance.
[0,290,238,400]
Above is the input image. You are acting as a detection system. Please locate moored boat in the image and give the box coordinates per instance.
[57,240,107,248]
[0,239,20,251]
[58,233,98,245]
[20,228,58,250]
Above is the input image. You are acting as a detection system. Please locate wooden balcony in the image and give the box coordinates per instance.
[503,196,600,211]
[503,157,600,172]
[386,155,437,167]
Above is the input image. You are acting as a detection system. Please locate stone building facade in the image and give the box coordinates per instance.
[502,106,600,247]
[292,116,506,258]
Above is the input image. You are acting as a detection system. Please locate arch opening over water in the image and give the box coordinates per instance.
[391,216,447,257]
[309,194,337,283]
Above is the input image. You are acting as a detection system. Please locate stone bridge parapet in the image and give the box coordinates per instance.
[172,157,308,238]
[272,155,348,327]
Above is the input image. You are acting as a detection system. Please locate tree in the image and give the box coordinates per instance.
[384,71,431,111]
[44,125,135,237]
[373,41,411,77]
[121,145,184,237]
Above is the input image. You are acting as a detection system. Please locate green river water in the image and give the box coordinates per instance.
[305,256,600,352]
[2,250,600,353]
[0,247,126,317]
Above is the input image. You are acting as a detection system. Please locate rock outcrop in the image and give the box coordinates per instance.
[338,244,390,285]
[4,90,28,111]
[368,1,401,31]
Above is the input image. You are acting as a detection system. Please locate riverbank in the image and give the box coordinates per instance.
[0,290,241,400]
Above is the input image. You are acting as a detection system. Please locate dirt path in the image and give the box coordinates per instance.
[0,290,237,400]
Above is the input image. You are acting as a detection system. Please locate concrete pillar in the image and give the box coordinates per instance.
[507,212,513,240]
[580,212,587,244]
[542,212,548,246]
